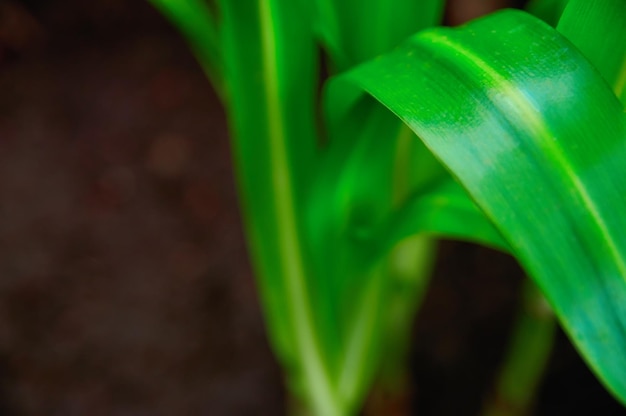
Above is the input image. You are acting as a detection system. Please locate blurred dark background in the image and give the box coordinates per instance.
[0,0,622,415]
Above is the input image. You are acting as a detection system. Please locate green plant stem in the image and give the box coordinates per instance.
[336,265,386,412]
[375,124,439,396]
[252,2,340,414]
[378,235,437,387]
[333,123,440,411]
[481,279,556,416]
[217,0,340,412]
[334,237,436,413]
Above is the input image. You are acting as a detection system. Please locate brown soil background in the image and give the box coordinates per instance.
[0,0,623,415]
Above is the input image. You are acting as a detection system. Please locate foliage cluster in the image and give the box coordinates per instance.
[150,0,626,414]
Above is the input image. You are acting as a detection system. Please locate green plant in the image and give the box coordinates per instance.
[148,0,626,414]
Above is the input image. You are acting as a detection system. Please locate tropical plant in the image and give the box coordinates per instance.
[148,0,626,414]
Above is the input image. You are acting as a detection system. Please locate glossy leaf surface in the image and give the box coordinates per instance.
[337,9,626,403]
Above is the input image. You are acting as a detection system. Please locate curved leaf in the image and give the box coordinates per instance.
[335,9,626,403]
[557,0,626,103]
[373,177,509,255]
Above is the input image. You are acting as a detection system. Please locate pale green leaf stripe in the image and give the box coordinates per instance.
[339,9,626,403]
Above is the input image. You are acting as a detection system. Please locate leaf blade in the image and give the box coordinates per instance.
[339,9,626,403]
[219,0,343,413]
[557,0,626,103]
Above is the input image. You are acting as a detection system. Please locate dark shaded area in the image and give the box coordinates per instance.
[411,242,525,416]
[0,1,284,415]
[411,243,624,416]
[0,0,623,415]
[535,330,625,416]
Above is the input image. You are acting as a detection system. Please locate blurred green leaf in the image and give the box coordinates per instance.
[557,0,626,103]
[526,0,570,26]
[147,0,223,95]
[374,177,509,254]
[218,0,343,413]
[303,0,446,70]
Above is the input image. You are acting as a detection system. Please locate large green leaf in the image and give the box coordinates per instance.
[335,9,626,404]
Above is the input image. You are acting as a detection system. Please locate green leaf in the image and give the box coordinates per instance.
[526,0,570,26]
[305,100,404,404]
[306,2,506,407]
[337,9,626,404]
[218,0,343,413]
[373,178,509,255]
[557,0,626,103]
[304,0,446,69]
